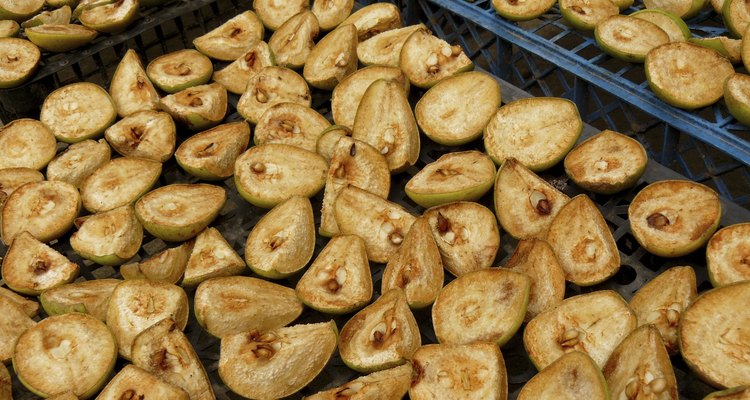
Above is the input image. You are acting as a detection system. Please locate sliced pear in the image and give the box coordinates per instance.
[134,183,226,242]
[524,290,637,370]
[252,0,309,31]
[40,82,116,143]
[707,223,750,286]
[493,0,557,21]
[46,139,111,187]
[339,288,420,372]
[405,151,496,208]
[432,268,529,346]
[121,242,191,284]
[484,97,582,171]
[316,124,352,162]
[629,266,696,355]
[96,364,190,400]
[399,29,473,89]
[159,82,227,131]
[193,10,264,61]
[80,157,161,213]
[334,185,416,263]
[494,158,570,239]
[331,67,409,130]
[70,204,142,266]
[104,110,175,162]
[629,180,721,257]
[0,118,55,170]
[705,387,750,399]
[303,23,357,90]
[13,313,116,398]
[245,195,315,279]
[131,318,215,400]
[410,342,507,400]
[0,20,19,37]
[724,73,750,127]
[0,285,39,317]
[268,10,319,69]
[340,3,401,41]
[1,180,81,245]
[518,351,609,400]
[212,41,274,95]
[603,325,678,400]
[146,49,213,93]
[182,227,244,287]
[39,278,120,321]
[631,9,691,42]
[175,121,250,180]
[690,36,742,63]
[236,66,311,124]
[646,0,705,19]
[312,0,352,31]
[25,24,97,52]
[295,234,373,314]
[320,136,390,237]
[559,0,618,31]
[0,38,40,88]
[105,279,189,360]
[234,143,327,208]
[505,238,565,322]
[546,194,620,286]
[195,276,303,338]
[356,24,424,67]
[219,320,338,398]
[22,5,71,27]
[724,0,750,37]
[1,231,79,294]
[0,363,9,399]
[254,102,330,151]
[305,363,412,400]
[0,167,43,211]
[109,49,160,117]
[0,0,44,21]
[595,15,670,63]
[0,296,36,363]
[76,0,138,33]
[352,78,419,173]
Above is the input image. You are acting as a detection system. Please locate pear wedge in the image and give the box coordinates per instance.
[0,363,9,399]
[252,0,309,31]
[159,82,227,131]
[352,78,419,173]
[25,24,97,52]
[96,365,190,400]
[546,194,620,286]
[0,168,43,211]
[339,289,420,372]
[410,342,507,400]
[39,278,120,321]
[399,29,473,89]
[268,10,319,69]
[121,242,192,284]
[340,3,401,41]
[193,10,264,61]
[131,318,215,400]
[0,38,39,88]
[0,0,44,21]
[146,49,213,94]
[356,24,424,67]
[219,321,338,399]
[182,227,244,287]
[631,9,691,42]
[0,296,36,363]
[524,290,637,370]
[46,139,111,188]
[518,351,609,400]
[104,110,175,162]
[212,41,274,95]
[331,65,409,129]
[105,279,189,360]
[1,231,79,295]
[320,136,390,237]
[1,180,81,245]
[305,363,412,400]
[0,119,56,170]
[295,234,373,314]
[432,268,530,346]
[303,23,358,90]
[312,0,353,31]
[22,5,71,27]
[254,102,330,151]
[80,157,161,213]
[245,195,315,279]
[236,66,311,124]
[0,285,39,317]
[40,82,116,143]
[234,143,327,208]
[705,387,750,399]
[316,124,352,162]
[195,276,303,338]
[175,121,250,180]
[707,223,750,286]
[0,20,19,37]
[629,266,696,354]
[493,0,557,20]
[505,238,566,322]
[334,185,416,263]
[559,0,618,30]
[76,0,138,33]
[109,49,160,117]
[134,183,226,242]
[70,204,143,266]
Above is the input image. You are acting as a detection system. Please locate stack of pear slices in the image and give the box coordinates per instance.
[0,1,748,400]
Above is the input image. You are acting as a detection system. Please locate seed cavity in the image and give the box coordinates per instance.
[349,143,357,156]
[251,162,266,173]
[595,159,609,170]
[255,88,269,103]
[647,212,670,229]
[334,52,348,67]
[426,53,438,66]
[151,348,169,371]
[162,202,178,211]
[530,190,551,215]
[437,212,451,234]
[49,339,72,359]
[119,389,142,400]
[32,259,49,275]
[389,230,404,245]
[559,328,581,347]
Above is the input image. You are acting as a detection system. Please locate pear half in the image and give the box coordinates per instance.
[121,242,192,284]
[80,157,162,213]
[193,10,264,61]
[40,82,116,143]
[493,0,557,21]
[46,139,111,188]
[212,41,275,95]
[305,363,412,400]
[312,0,353,31]
[252,0,309,31]
[96,365,189,400]
[39,278,121,321]
[268,10,319,69]
[253,102,330,152]
[25,24,97,52]
[109,49,160,117]
[724,0,750,37]
[76,0,138,33]
[0,0,44,21]
[175,121,251,180]
[236,66,312,124]
[303,23,358,90]
[340,3,401,41]
[505,238,566,322]
[399,29,473,89]
[559,0,618,30]
[0,118,56,170]
[518,351,609,400]
[0,296,36,363]
[1,231,79,295]
[707,223,750,286]
[356,24,425,67]
[0,20,19,37]
[331,65,409,129]
[146,49,213,94]
[0,38,40,89]
[159,82,227,131]
[70,204,143,266]
[594,15,670,63]
[104,110,176,162]
[182,227,244,287]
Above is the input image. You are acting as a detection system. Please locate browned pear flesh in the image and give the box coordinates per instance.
[629,180,721,257]
[629,266,696,354]
[331,65,409,128]
[131,318,215,400]
[340,3,402,41]
[253,0,309,30]
[121,242,192,284]
[96,365,190,400]
[432,268,530,346]
[424,202,500,277]
[524,290,637,369]
[339,289,420,372]
[253,102,330,151]
[69,204,143,266]
[312,0,354,31]
[2,231,79,295]
[46,139,111,187]
[303,23,358,90]
[268,11,319,69]
[410,342,507,400]
[76,0,138,33]
[399,29,473,88]
[381,217,444,309]
[296,234,373,314]
[236,66,312,124]
[546,194,621,286]
[175,121,251,180]
[159,82,228,131]
[0,37,39,88]
[80,157,161,213]
[182,227,244,287]
[193,10,264,61]
[334,185,416,263]
[305,363,412,400]
[109,49,160,117]
[219,321,338,399]
[707,223,750,286]
[104,110,176,162]
[505,238,566,321]
[316,125,352,162]
[517,351,609,400]
[0,168,43,209]
[0,363,10,400]
[494,158,570,239]
[0,285,39,317]
[0,296,36,363]
[0,119,56,170]
[146,49,213,94]
[319,136,390,237]
[356,24,425,67]
[39,278,120,321]
[705,387,750,399]
[195,276,303,338]
[40,82,116,143]
[105,279,189,360]
[680,281,750,388]
[212,41,275,95]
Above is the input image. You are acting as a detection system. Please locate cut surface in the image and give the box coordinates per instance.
[252,0,309,30]
[0,38,39,88]
[305,363,412,400]
[146,49,213,93]
[175,121,250,180]
[312,0,354,31]
[331,65,409,128]
[70,204,142,266]
[505,238,566,321]
[159,82,227,131]
[40,82,116,143]
[253,102,330,151]
[399,28,473,88]
[96,365,189,400]
[708,223,750,286]
[268,10,319,69]
[212,41,275,95]
[104,110,176,162]
[594,15,670,62]
[631,9,691,42]
[236,66,311,124]
[724,73,750,127]
[193,10,264,61]
[46,139,111,188]
[340,3,401,41]
[121,242,192,284]
[2,231,79,295]
[493,0,557,21]
[0,118,56,170]
[316,125,352,162]
[2,180,81,245]
[25,24,98,52]
[80,157,162,213]
[724,0,750,37]
[182,227,244,287]
[0,20,19,37]
[0,0,44,21]
[356,24,424,67]
[0,296,36,363]
[109,48,160,117]
[0,285,39,317]
[0,168,43,211]
[40,278,121,321]
[303,23,358,90]
[559,0,619,30]
[517,351,608,400]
